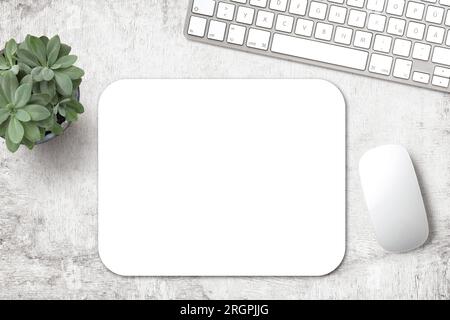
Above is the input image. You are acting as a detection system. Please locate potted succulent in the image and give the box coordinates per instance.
[0,35,85,152]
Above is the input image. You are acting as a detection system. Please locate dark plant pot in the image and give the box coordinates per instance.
[35,119,71,145]
[36,87,80,145]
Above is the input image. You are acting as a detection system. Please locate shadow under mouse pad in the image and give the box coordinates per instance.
[98,79,346,276]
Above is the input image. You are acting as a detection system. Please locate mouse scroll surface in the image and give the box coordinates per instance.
[359,145,429,253]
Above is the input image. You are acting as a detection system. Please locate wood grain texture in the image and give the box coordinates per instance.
[0,0,449,300]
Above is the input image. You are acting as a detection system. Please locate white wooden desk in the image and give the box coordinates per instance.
[0,0,449,299]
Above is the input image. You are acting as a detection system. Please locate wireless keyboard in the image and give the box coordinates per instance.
[184,0,450,92]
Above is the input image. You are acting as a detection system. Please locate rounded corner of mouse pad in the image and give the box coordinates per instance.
[98,79,346,277]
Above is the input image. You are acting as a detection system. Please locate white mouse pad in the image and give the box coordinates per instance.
[98,79,346,276]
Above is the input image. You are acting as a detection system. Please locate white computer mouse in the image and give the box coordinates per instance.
[359,145,429,253]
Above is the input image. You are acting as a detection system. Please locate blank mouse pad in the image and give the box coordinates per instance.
[98,79,346,276]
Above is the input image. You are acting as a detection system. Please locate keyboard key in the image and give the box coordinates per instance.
[289,0,308,15]
[329,6,348,24]
[368,14,386,32]
[208,20,227,41]
[393,38,412,56]
[250,0,268,7]
[412,43,431,60]
[347,0,365,7]
[393,58,412,79]
[247,28,271,50]
[386,0,405,16]
[367,0,386,12]
[447,31,450,45]
[373,34,392,53]
[335,26,353,45]
[425,6,445,24]
[269,0,288,11]
[192,0,216,16]
[426,26,445,44]
[227,24,246,45]
[217,2,235,21]
[295,18,314,36]
[237,7,255,24]
[256,10,275,28]
[406,2,425,20]
[434,66,450,78]
[315,22,334,41]
[387,18,405,36]
[412,72,430,83]
[309,2,328,20]
[276,14,294,32]
[369,54,393,75]
[432,75,450,87]
[446,13,450,26]
[432,47,450,66]
[440,0,450,5]
[354,30,373,49]
[348,10,367,27]
[188,16,207,37]
[407,21,425,40]
[272,33,369,70]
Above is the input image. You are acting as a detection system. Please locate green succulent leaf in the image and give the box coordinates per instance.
[13,83,32,108]
[58,44,72,58]
[18,62,32,74]
[10,65,19,75]
[41,67,55,81]
[36,115,54,129]
[0,90,8,107]
[59,66,84,80]
[0,56,9,70]
[65,107,78,122]
[15,109,31,122]
[52,122,63,135]
[33,82,40,94]
[23,122,41,142]
[39,80,57,98]
[30,93,51,106]
[51,95,59,105]
[72,79,81,91]
[24,104,51,121]
[0,72,19,103]
[5,129,20,152]
[59,98,71,104]
[20,74,33,85]
[39,36,49,46]
[17,49,39,68]
[31,66,55,82]
[0,121,7,136]
[52,55,77,69]
[25,35,47,66]
[54,71,73,96]
[21,137,35,150]
[0,108,10,125]
[18,41,28,51]
[66,99,84,114]
[58,105,66,117]
[31,67,44,81]
[46,35,61,67]
[7,117,24,144]
[5,39,17,65]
